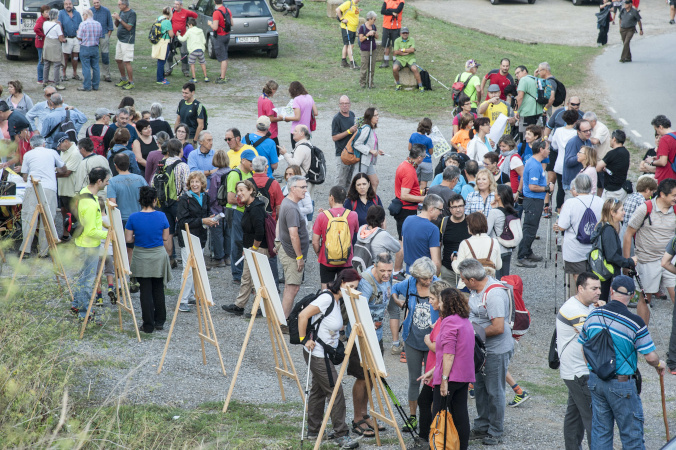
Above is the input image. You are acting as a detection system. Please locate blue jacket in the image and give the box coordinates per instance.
[58,9,83,37]
[392,276,440,343]
[563,135,591,187]
[91,5,114,32]
[40,107,87,149]
[108,144,141,176]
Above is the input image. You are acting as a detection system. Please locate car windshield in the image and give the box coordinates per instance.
[225,0,269,17]
[24,0,80,12]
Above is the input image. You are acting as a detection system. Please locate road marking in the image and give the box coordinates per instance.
[631,130,641,137]
[608,107,616,114]
[619,118,628,125]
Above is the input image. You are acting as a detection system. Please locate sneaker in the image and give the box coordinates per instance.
[123,82,135,90]
[55,84,66,91]
[209,259,226,268]
[542,208,552,219]
[482,436,502,445]
[188,298,196,305]
[222,304,244,315]
[401,416,417,433]
[108,289,117,305]
[244,309,262,319]
[204,77,210,82]
[670,368,676,375]
[183,71,191,77]
[280,324,289,335]
[215,77,227,84]
[115,80,129,87]
[72,74,82,81]
[61,74,69,81]
[468,428,489,441]
[390,343,403,355]
[37,80,44,84]
[334,435,359,449]
[157,79,170,85]
[670,19,675,24]
[516,258,536,268]
[178,304,191,313]
[233,279,241,285]
[341,59,349,68]
[70,306,79,316]
[189,78,197,83]
[393,272,406,282]
[379,61,389,68]
[96,296,103,307]
[418,86,425,92]
[395,84,402,91]
[170,259,178,269]
[129,282,140,293]
[399,351,407,363]
[104,76,112,82]
[508,390,530,407]
[527,254,544,262]
[469,383,475,399]
[223,257,231,266]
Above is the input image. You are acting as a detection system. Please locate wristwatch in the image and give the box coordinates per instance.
[442,375,448,381]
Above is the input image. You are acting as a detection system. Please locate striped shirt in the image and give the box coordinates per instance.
[578,300,655,376]
[622,192,644,226]
[77,17,102,47]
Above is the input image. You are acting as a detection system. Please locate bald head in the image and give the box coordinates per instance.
[339,95,351,114]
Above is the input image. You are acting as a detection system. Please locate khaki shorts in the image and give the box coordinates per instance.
[277,242,304,285]
[636,259,676,294]
[62,37,80,54]
[115,41,134,62]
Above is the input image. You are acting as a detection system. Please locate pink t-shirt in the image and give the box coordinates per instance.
[433,314,476,385]
[312,207,359,267]
[258,94,278,139]
[424,319,441,387]
[292,94,315,130]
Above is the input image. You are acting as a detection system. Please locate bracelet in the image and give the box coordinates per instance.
[296,255,303,260]
[252,245,258,250]
[299,336,305,342]
[347,129,352,135]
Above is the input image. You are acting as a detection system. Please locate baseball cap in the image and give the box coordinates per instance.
[487,84,501,93]
[95,107,113,118]
[256,115,271,128]
[611,275,635,295]
[241,149,256,162]
[401,27,409,33]
[57,135,71,147]
[465,59,481,69]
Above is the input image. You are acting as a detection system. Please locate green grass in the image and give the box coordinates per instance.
[519,369,569,406]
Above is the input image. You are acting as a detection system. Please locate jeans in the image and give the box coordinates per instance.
[495,252,511,280]
[518,197,544,260]
[587,371,645,450]
[99,34,110,77]
[137,276,166,332]
[37,48,44,82]
[80,45,100,90]
[474,350,512,438]
[563,375,593,450]
[72,247,100,319]
[230,209,244,280]
[156,48,169,82]
[433,383,471,450]
[210,218,231,261]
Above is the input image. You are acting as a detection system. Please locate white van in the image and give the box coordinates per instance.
[0,0,90,60]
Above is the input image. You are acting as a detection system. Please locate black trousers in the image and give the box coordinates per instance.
[432,383,470,450]
[556,173,566,211]
[597,23,610,46]
[137,277,166,332]
[518,197,544,260]
[418,383,434,439]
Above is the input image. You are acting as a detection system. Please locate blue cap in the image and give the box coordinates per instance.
[611,275,635,295]
[240,149,256,162]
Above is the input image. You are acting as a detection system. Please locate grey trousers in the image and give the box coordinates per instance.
[334,155,356,187]
[563,376,593,450]
[440,265,460,288]
[405,342,428,402]
[474,350,512,438]
[21,185,58,256]
[303,351,349,438]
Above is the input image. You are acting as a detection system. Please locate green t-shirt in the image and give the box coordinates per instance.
[517,75,544,117]
[393,36,416,67]
[225,167,253,211]
[158,16,172,36]
[455,72,481,108]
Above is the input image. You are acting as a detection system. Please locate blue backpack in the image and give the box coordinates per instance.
[666,133,676,173]
[576,197,597,245]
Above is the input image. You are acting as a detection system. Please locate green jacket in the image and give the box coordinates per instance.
[75,186,108,248]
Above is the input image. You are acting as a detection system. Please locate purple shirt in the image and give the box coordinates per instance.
[358,23,377,51]
[77,17,102,47]
[144,150,164,184]
[291,94,314,130]
[433,314,476,385]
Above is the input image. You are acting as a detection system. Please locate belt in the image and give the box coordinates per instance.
[65,35,76,38]
[614,374,637,382]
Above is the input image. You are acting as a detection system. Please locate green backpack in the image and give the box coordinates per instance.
[587,223,614,282]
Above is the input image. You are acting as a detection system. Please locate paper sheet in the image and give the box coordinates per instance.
[488,114,509,144]
[430,126,452,159]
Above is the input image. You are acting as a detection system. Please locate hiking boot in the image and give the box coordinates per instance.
[209,259,226,268]
[379,61,389,68]
[204,77,210,82]
[224,257,231,266]
[96,295,104,307]
[129,282,140,293]
[508,390,530,407]
[341,58,349,68]
[123,82,135,90]
[183,71,191,77]
[395,84,402,91]
[55,84,66,91]
[418,86,425,92]
[115,79,128,87]
[516,258,536,268]
[468,383,475,399]
[72,74,82,81]
[170,258,178,269]
[280,324,289,335]
[108,289,117,305]
[188,298,196,305]
[215,77,227,84]
[232,279,241,285]
[391,342,403,355]
[244,309,262,319]
[178,304,191,313]
[104,76,112,82]
[189,78,197,83]
[400,351,407,363]
[222,304,244,315]
[334,435,359,449]
[351,61,359,70]
[482,436,502,445]
[527,254,544,262]
[469,428,489,441]
[401,416,417,433]
[70,306,79,316]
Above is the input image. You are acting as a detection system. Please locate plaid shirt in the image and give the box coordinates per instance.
[465,191,495,217]
[77,17,102,47]
[623,192,645,224]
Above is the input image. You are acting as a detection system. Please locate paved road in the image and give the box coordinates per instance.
[594,32,676,148]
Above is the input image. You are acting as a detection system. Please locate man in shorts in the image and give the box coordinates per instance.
[392,27,423,92]
[623,178,676,325]
[58,0,83,81]
[336,0,360,69]
[379,0,404,68]
[208,0,232,84]
[112,0,136,90]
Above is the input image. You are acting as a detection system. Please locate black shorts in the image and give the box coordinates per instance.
[347,338,384,379]
[121,219,134,249]
[341,28,356,46]
[213,33,230,62]
[319,264,345,284]
[546,149,557,172]
[395,208,418,240]
[381,28,400,48]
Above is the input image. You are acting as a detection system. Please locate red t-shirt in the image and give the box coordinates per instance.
[395,161,421,210]
[483,70,514,101]
[423,319,441,387]
[655,133,676,183]
[312,207,359,267]
[171,8,198,35]
[252,172,284,221]
[212,6,232,36]
[258,94,278,139]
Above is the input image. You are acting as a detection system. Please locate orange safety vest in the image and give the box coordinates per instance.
[382,0,404,30]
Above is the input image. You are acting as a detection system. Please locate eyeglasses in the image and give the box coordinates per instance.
[580,129,592,133]
[224,137,235,141]
[294,185,308,190]
[612,198,620,204]
[450,205,464,209]
[569,103,580,107]
[45,92,54,97]
[434,207,443,212]
[577,150,586,154]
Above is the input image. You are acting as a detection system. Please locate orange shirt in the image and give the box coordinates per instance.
[382,0,404,30]
[451,129,471,153]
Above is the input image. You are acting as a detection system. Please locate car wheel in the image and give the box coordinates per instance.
[207,34,216,59]
[5,35,19,60]
[491,0,500,5]
[269,0,285,12]
[528,0,535,4]
[571,0,581,5]
[267,46,278,58]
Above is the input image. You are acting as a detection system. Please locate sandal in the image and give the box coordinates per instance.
[363,414,386,432]
[352,419,375,437]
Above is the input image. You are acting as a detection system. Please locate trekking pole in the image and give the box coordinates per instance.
[300,348,312,448]
[169,52,189,70]
[554,230,559,314]
[545,214,551,269]
[660,372,671,442]
[368,41,373,89]
[381,377,419,439]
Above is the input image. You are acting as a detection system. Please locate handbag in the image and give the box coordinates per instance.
[387,198,403,217]
[429,395,460,450]
[340,146,360,166]
[310,111,317,132]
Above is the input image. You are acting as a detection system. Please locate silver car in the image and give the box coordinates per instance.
[190,0,279,59]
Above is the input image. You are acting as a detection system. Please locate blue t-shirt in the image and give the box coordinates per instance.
[401,215,440,272]
[125,210,169,248]
[343,195,383,227]
[107,173,147,220]
[523,157,547,199]
[409,132,434,164]
[244,133,279,178]
[110,123,138,151]
[519,141,549,165]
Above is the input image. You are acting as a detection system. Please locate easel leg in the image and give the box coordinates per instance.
[115,266,123,329]
[272,313,305,403]
[223,293,263,414]
[360,336,381,446]
[118,261,141,342]
[4,209,39,300]
[193,267,207,366]
[157,263,192,374]
[266,305,286,402]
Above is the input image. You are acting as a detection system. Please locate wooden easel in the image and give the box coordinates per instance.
[79,201,141,341]
[222,254,305,413]
[313,287,406,450]
[158,224,226,375]
[4,177,73,302]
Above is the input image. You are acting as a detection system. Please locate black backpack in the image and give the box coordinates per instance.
[420,69,432,91]
[288,290,334,345]
[581,313,618,380]
[472,322,487,375]
[45,109,77,145]
[216,168,242,206]
[548,76,567,107]
[256,178,274,214]
[215,6,232,34]
[301,143,326,185]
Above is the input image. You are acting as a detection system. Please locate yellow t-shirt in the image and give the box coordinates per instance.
[339,0,360,32]
[227,145,258,169]
[481,100,512,135]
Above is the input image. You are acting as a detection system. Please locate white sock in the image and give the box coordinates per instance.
[392,340,400,346]
[384,55,389,61]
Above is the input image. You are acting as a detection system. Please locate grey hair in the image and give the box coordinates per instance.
[81,9,91,18]
[50,93,63,106]
[155,131,170,148]
[571,173,592,195]
[457,258,487,281]
[150,103,163,118]
[287,175,305,189]
[430,280,452,298]
[30,134,46,148]
[117,107,129,117]
[374,252,394,266]
[197,130,212,142]
[251,156,268,173]
[43,85,56,94]
[443,165,461,182]
[422,193,443,211]
[538,62,551,72]
[410,257,437,280]
[409,144,427,159]
[582,111,598,122]
[48,8,59,20]
[366,10,377,20]
[119,0,129,6]
[298,125,311,140]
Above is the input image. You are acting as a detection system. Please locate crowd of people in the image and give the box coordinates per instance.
[2,39,676,448]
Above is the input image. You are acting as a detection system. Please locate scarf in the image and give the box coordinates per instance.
[498,148,518,176]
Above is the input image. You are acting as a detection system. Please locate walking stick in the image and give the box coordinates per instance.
[368,41,373,89]
[660,372,671,442]
[545,214,551,269]
[554,231,559,314]
[381,377,419,439]
[300,349,312,448]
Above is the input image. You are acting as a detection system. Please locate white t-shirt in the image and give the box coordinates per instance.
[551,127,577,175]
[22,147,65,193]
[556,296,595,380]
[309,292,343,358]
[592,121,611,160]
[467,135,492,165]
[557,194,604,263]
[43,21,63,39]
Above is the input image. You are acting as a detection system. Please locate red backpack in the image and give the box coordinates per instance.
[88,125,108,156]
[481,275,530,341]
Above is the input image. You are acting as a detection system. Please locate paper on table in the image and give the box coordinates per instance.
[487,114,508,144]
[273,99,294,118]
[430,126,452,159]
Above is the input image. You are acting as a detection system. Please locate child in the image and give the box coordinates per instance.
[176,18,209,83]
[451,112,474,153]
